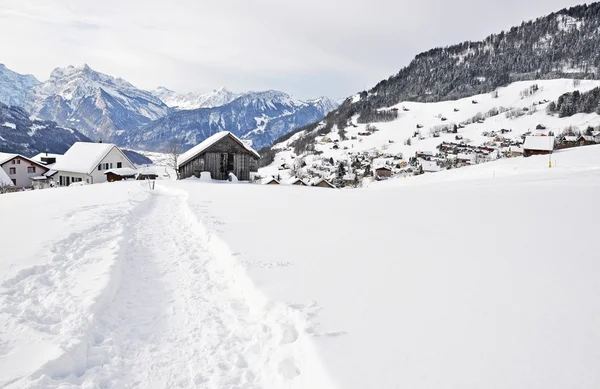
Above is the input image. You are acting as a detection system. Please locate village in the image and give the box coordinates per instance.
[2,123,600,193]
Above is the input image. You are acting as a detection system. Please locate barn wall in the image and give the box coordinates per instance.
[178,134,260,181]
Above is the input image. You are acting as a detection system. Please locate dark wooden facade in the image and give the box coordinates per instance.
[179,135,259,181]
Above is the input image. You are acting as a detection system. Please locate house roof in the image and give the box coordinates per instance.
[52,142,133,174]
[178,131,260,168]
[262,177,280,184]
[104,167,138,176]
[421,161,441,171]
[508,145,523,153]
[0,152,50,170]
[0,166,12,186]
[31,152,63,163]
[312,178,335,188]
[563,136,578,142]
[375,166,392,171]
[523,136,555,151]
[285,177,308,185]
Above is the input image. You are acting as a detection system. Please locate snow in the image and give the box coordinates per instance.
[152,86,241,110]
[51,142,116,174]
[178,131,260,167]
[1,144,599,388]
[2,122,16,129]
[523,135,555,151]
[0,152,17,165]
[31,153,63,166]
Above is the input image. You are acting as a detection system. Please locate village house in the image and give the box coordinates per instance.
[262,177,280,185]
[52,142,137,186]
[375,166,393,178]
[508,145,524,157]
[522,135,555,156]
[178,131,259,181]
[312,178,335,188]
[286,177,308,186]
[0,152,50,188]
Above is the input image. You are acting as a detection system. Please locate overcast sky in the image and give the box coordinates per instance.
[0,0,585,100]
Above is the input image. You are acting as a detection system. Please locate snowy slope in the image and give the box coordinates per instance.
[152,86,241,110]
[0,64,40,107]
[261,79,600,181]
[1,145,599,388]
[25,64,170,142]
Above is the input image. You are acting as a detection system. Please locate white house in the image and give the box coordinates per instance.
[52,142,136,186]
[0,152,50,187]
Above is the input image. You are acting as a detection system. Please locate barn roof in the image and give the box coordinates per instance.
[104,167,138,176]
[178,131,260,168]
[523,136,555,151]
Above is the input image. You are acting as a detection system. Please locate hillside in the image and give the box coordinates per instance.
[1,145,598,388]
[0,102,91,156]
[122,91,338,152]
[282,2,600,140]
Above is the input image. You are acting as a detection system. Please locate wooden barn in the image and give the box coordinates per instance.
[523,135,555,156]
[178,131,260,181]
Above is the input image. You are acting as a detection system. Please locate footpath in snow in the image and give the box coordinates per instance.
[1,185,334,389]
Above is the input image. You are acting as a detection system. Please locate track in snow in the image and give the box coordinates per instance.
[5,188,324,389]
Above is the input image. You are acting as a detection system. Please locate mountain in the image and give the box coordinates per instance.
[0,64,40,107]
[0,102,91,156]
[302,2,600,137]
[152,86,240,110]
[25,64,170,142]
[121,91,338,152]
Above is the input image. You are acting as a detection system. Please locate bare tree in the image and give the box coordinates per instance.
[169,139,181,180]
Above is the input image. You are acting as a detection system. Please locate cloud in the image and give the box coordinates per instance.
[0,0,586,100]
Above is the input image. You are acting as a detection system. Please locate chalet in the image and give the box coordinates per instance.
[312,178,335,188]
[415,151,434,158]
[0,152,50,188]
[577,135,596,146]
[508,145,523,157]
[375,166,392,178]
[522,136,555,156]
[262,177,280,185]
[104,168,137,182]
[178,132,260,181]
[286,177,308,186]
[52,142,136,186]
[421,160,442,173]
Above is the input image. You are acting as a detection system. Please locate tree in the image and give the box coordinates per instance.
[169,139,181,179]
[336,162,346,180]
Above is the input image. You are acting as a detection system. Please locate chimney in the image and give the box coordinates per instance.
[98,139,103,143]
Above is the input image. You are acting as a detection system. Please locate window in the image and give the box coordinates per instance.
[59,176,63,186]
[110,163,113,169]
[104,163,109,170]
[11,179,16,185]
[11,160,15,165]
[27,167,36,173]
[9,167,16,175]
[117,162,122,168]
[98,164,102,171]
[17,159,20,164]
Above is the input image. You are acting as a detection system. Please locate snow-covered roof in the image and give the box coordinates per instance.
[0,152,17,165]
[0,166,13,186]
[375,166,392,171]
[563,136,578,142]
[285,177,308,185]
[343,173,356,181]
[0,152,50,169]
[311,178,335,187]
[52,142,131,174]
[104,167,137,176]
[523,136,555,151]
[422,161,442,172]
[178,131,260,168]
[508,146,524,153]
[262,177,280,184]
[31,153,63,165]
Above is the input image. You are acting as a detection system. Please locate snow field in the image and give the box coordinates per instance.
[1,182,336,389]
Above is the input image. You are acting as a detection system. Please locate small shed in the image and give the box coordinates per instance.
[523,136,555,156]
[178,131,260,181]
[104,168,137,182]
[375,166,392,178]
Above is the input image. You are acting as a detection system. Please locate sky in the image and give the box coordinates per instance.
[0,0,587,101]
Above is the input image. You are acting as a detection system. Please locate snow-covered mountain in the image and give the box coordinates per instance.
[152,86,240,110]
[25,64,170,142]
[0,102,91,156]
[0,64,40,107]
[121,91,338,152]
